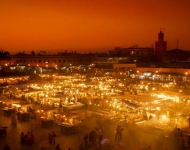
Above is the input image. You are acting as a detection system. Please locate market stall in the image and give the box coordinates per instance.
[2,107,15,116]
[16,102,33,121]
[1,99,21,116]
[0,99,20,107]
[35,109,56,128]
[56,112,82,134]
[59,124,78,135]
[61,102,84,111]
[40,117,54,128]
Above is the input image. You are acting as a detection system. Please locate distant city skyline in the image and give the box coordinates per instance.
[0,0,190,54]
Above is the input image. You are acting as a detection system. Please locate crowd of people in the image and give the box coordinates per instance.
[20,131,35,145]
[78,124,127,150]
[115,125,124,141]
[48,131,57,146]
[78,125,118,150]
[173,127,190,149]
[47,131,72,150]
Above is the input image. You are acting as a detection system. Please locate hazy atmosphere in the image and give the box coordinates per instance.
[0,0,190,54]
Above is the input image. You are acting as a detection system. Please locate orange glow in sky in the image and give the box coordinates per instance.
[0,0,190,54]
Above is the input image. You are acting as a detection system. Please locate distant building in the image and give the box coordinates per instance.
[3,31,190,72]
[95,31,170,68]
[95,46,154,69]
[163,49,190,62]
[109,46,154,62]
[11,52,95,67]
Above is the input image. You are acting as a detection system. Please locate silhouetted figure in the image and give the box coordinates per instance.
[83,133,88,147]
[11,113,17,126]
[89,130,96,144]
[4,144,10,150]
[79,142,85,150]
[56,144,61,150]
[20,132,26,144]
[52,131,56,146]
[48,132,52,145]
[115,125,124,141]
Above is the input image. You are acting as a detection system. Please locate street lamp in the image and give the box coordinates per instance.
[136,70,139,79]
[185,72,188,82]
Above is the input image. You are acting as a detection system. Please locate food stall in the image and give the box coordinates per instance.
[1,99,21,116]
[35,109,55,128]
[61,102,84,111]
[1,99,33,120]
[56,112,82,135]
[16,102,33,121]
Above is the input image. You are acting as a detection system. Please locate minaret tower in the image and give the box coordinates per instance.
[155,29,167,61]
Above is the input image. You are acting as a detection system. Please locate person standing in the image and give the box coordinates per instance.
[11,113,17,126]
[83,133,88,147]
[48,132,53,145]
[115,125,120,141]
[4,144,10,150]
[98,127,103,142]
[30,132,35,144]
[89,129,96,144]
[52,131,56,146]
[118,127,124,140]
[115,125,123,141]
[55,144,61,150]
[59,100,63,112]
[188,117,190,127]
[79,142,85,150]
[20,132,25,144]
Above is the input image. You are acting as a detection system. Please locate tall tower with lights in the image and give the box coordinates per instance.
[155,29,167,61]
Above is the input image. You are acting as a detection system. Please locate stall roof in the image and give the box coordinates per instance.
[0,99,21,105]
[24,89,44,93]
[122,100,140,108]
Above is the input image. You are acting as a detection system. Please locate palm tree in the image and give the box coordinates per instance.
[31,51,35,55]
[3,51,10,57]
[0,51,10,57]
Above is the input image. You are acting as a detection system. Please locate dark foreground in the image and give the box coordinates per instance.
[0,109,189,150]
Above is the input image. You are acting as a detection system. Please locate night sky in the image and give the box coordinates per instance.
[0,0,190,54]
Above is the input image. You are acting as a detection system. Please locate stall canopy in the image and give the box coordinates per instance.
[122,100,140,108]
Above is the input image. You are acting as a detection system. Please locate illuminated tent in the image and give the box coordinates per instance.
[122,100,140,108]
